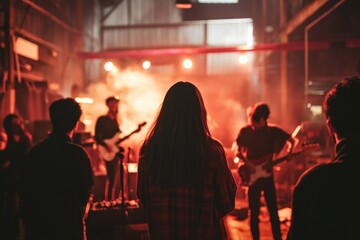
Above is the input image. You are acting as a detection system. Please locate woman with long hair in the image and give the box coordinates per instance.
[137,81,237,239]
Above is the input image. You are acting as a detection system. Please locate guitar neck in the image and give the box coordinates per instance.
[264,150,302,169]
[113,122,146,146]
[115,131,136,145]
[263,143,320,170]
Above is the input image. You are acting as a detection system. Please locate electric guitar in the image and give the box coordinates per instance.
[97,122,146,161]
[238,142,319,187]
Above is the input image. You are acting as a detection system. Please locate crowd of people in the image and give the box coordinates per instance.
[0,75,359,239]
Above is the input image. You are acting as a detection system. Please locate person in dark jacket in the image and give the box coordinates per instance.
[21,98,94,240]
[287,75,360,240]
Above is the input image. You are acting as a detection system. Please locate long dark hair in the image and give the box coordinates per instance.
[139,81,212,187]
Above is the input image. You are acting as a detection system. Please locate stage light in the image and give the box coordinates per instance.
[142,60,151,69]
[233,156,240,164]
[176,0,192,9]
[238,54,249,64]
[182,58,193,69]
[104,61,114,72]
[75,97,94,104]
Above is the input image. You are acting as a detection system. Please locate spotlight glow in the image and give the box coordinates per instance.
[182,59,193,69]
[238,54,249,64]
[142,60,151,69]
[75,97,94,104]
[104,61,114,72]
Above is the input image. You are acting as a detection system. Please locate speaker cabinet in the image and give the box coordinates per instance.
[86,201,149,240]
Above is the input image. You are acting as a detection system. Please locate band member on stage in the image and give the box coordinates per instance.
[235,102,296,240]
[94,96,125,201]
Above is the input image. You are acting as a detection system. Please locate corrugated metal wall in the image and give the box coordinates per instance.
[103,24,205,49]
[13,0,83,96]
[98,0,253,76]
[102,19,251,49]
[102,0,182,26]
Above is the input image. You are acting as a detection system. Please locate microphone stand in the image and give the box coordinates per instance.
[117,147,127,238]
[118,150,126,205]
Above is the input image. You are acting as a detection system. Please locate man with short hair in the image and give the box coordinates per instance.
[287,76,360,240]
[21,98,94,240]
[95,96,124,201]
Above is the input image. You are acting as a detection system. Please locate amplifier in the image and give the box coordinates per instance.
[86,199,149,240]
[87,199,147,226]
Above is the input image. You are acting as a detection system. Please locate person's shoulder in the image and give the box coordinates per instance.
[241,124,252,130]
[65,142,92,161]
[267,123,284,130]
[239,124,252,133]
[25,139,48,160]
[96,115,109,121]
[68,141,87,152]
[297,161,342,185]
[208,138,224,152]
[206,138,228,168]
[267,123,291,135]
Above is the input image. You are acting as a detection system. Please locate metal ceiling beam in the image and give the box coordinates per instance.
[78,39,360,59]
[281,0,329,35]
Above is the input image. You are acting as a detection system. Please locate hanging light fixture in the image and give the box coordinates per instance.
[176,0,192,9]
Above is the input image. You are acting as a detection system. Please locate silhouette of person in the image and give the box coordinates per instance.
[0,113,32,240]
[287,76,360,240]
[137,81,237,239]
[94,96,126,201]
[235,102,296,240]
[21,98,94,240]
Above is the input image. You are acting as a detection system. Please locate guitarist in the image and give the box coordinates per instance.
[235,102,297,240]
[94,96,125,201]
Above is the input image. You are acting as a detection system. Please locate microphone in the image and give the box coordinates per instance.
[118,146,125,152]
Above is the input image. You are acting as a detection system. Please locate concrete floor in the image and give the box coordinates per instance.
[225,199,291,240]
[225,182,292,240]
